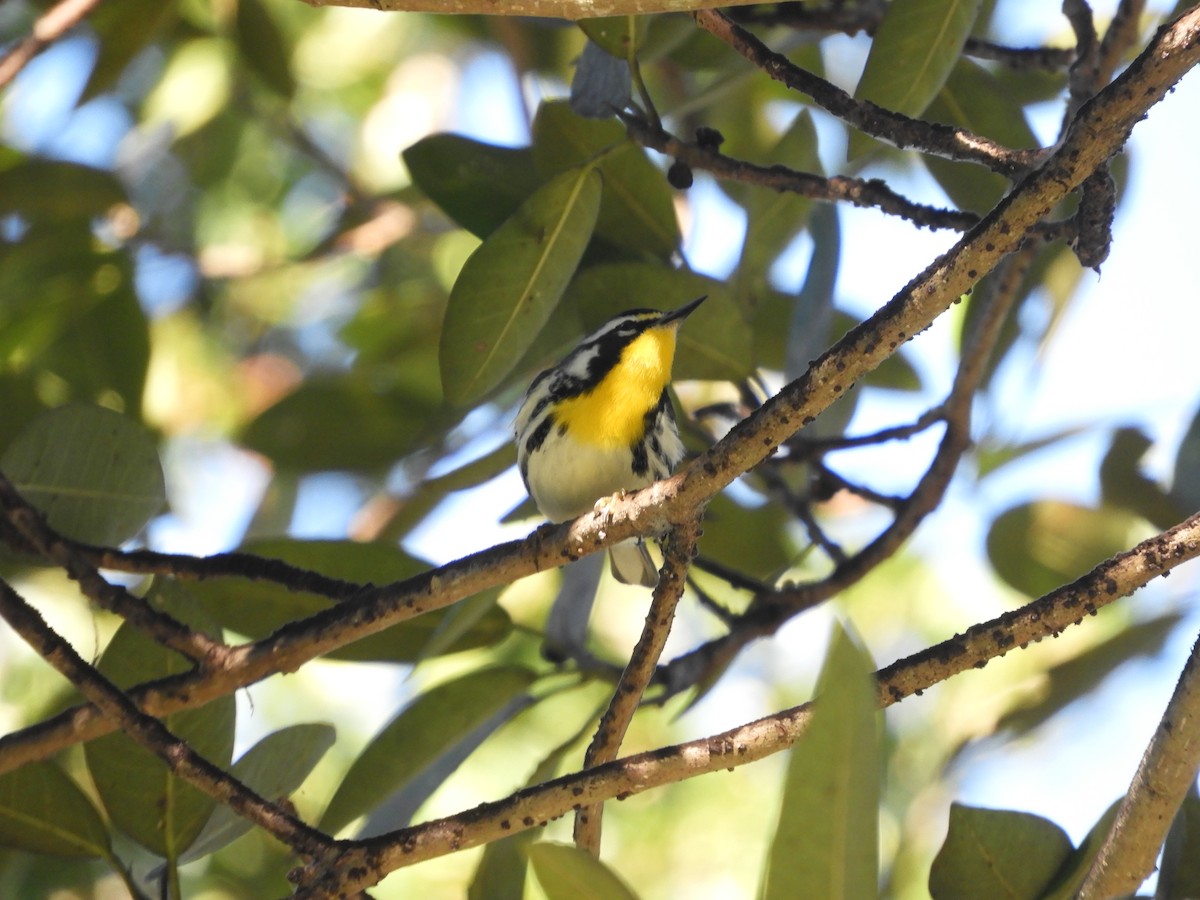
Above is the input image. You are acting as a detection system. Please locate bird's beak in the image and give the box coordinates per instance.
[659,295,707,326]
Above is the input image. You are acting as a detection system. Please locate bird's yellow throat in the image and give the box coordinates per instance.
[555,325,678,448]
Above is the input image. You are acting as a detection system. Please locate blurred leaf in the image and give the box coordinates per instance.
[1170,403,1200,515]
[974,425,1088,478]
[83,0,176,99]
[440,165,602,407]
[319,665,537,835]
[1,403,165,547]
[186,538,511,663]
[84,581,235,859]
[178,723,336,863]
[403,135,542,238]
[532,101,680,259]
[0,162,126,220]
[570,40,631,119]
[241,376,443,472]
[0,761,110,858]
[783,202,838,385]
[850,0,983,158]
[700,493,795,580]
[1100,427,1183,530]
[737,111,821,296]
[996,612,1183,737]
[235,0,295,98]
[528,842,640,900]
[0,374,44,452]
[1158,792,1200,899]
[566,262,753,381]
[924,59,1039,212]
[986,501,1138,598]
[761,622,879,900]
[929,803,1073,900]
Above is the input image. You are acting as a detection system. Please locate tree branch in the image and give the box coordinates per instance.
[0,0,106,89]
[0,576,333,862]
[573,515,702,854]
[1077,631,1200,897]
[288,512,1200,896]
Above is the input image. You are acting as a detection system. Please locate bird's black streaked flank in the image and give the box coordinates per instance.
[514,296,706,586]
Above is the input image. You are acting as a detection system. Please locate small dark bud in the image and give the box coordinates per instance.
[695,126,724,150]
[667,159,693,190]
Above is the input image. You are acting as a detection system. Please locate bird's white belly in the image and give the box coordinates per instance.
[525,433,654,523]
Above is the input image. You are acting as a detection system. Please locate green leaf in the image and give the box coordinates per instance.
[0,761,110,858]
[1170,403,1200,515]
[761,623,879,900]
[849,0,984,159]
[440,165,602,406]
[1041,800,1120,900]
[235,0,295,98]
[974,426,1089,478]
[403,135,542,238]
[1,403,165,547]
[241,376,444,472]
[924,59,1039,211]
[186,539,511,663]
[84,581,236,859]
[0,162,127,221]
[319,665,537,835]
[565,262,753,381]
[1159,792,1200,899]
[532,100,680,259]
[700,493,796,580]
[83,0,176,99]
[1100,427,1183,530]
[528,842,640,900]
[986,501,1139,598]
[178,723,336,863]
[929,804,1074,900]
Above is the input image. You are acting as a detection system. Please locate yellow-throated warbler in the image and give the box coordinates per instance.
[514,296,705,586]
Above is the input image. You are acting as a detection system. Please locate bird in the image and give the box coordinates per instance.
[513,295,705,586]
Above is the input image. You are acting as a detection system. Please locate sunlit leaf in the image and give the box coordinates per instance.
[403,135,542,238]
[528,842,640,900]
[319,665,537,835]
[565,262,752,381]
[439,165,602,406]
[533,101,679,259]
[186,538,511,663]
[1,403,165,547]
[0,761,110,858]
[84,581,235,859]
[929,803,1073,899]
[578,16,645,57]
[986,501,1139,598]
[850,0,984,159]
[761,623,879,900]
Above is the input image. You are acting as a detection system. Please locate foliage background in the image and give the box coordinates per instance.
[0,0,1199,897]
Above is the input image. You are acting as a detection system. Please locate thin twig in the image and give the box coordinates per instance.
[692,8,1044,177]
[573,515,702,854]
[0,0,106,89]
[0,471,225,665]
